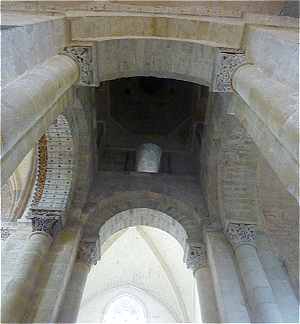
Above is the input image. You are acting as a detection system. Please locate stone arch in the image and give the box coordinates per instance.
[83,190,203,245]
[28,87,94,227]
[95,37,216,88]
[63,89,94,211]
[100,208,188,249]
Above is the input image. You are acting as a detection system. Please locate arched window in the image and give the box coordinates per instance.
[103,294,147,323]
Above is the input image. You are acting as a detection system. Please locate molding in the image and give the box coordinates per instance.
[212,48,246,92]
[62,43,99,87]
[225,222,256,248]
[184,241,207,271]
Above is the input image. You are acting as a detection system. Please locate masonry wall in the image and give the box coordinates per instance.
[199,91,299,298]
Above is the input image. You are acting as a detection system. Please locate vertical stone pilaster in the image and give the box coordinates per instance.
[225,223,283,323]
[57,239,100,323]
[206,230,250,323]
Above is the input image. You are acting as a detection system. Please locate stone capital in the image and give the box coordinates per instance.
[225,222,256,248]
[29,209,63,237]
[1,223,17,241]
[212,48,246,92]
[61,43,99,87]
[184,241,207,271]
[77,240,101,266]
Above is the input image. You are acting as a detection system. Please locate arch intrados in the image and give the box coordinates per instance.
[95,37,216,87]
[99,208,188,249]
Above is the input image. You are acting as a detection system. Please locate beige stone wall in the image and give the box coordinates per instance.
[199,91,299,297]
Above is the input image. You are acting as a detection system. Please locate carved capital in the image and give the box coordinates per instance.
[29,209,63,237]
[212,48,246,92]
[1,224,17,240]
[184,241,207,271]
[77,240,100,266]
[225,223,256,248]
[62,43,98,86]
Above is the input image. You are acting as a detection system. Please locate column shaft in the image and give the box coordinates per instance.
[206,231,250,323]
[235,244,282,323]
[1,232,52,323]
[58,261,90,323]
[1,54,79,184]
[194,266,219,323]
[232,64,298,201]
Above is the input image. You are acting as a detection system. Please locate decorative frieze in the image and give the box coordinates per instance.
[62,43,98,87]
[225,223,256,248]
[77,240,101,266]
[184,241,207,271]
[212,48,246,92]
[29,115,73,230]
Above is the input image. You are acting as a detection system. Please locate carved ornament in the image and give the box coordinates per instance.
[225,222,256,248]
[213,48,246,92]
[77,240,101,266]
[62,43,98,86]
[184,241,207,271]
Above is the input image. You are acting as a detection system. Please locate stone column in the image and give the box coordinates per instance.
[185,242,219,323]
[1,217,59,323]
[1,54,79,185]
[225,223,282,323]
[232,64,298,201]
[136,143,162,173]
[206,231,250,323]
[57,240,100,323]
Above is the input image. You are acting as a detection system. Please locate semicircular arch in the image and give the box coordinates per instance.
[99,208,188,249]
[83,190,203,246]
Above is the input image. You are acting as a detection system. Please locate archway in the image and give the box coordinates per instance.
[99,208,188,249]
[78,208,202,323]
[83,190,205,245]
